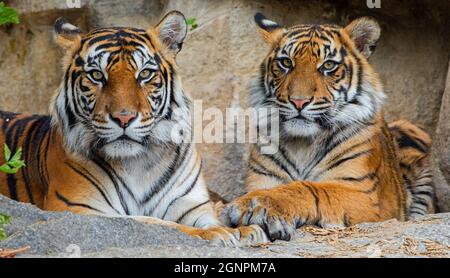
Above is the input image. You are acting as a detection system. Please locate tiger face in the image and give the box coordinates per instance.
[252,14,385,138]
[52,12,190,159]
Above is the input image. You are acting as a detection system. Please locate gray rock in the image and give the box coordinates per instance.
[0,195,208,256]
[1,195,449,258]
[433,60,450,212]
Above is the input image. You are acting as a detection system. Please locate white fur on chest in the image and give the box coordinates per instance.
[88,145,200,217]
[282,138,325,181]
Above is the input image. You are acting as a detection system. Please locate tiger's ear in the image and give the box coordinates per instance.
[154,10,187,56]
[54,17,82,49]
[254,13,284,44]
[344,17,380,58]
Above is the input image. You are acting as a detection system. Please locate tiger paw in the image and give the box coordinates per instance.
[181,225,269,247]
[220,191,299,242]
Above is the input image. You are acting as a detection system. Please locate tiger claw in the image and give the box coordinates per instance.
[185,224,269,247]
[220,195,297,242]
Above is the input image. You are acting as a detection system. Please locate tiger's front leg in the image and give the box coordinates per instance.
[130,215,269,247]
[221,181,383,241]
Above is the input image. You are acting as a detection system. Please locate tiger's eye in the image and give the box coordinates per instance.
[139,69,151,79]
[279,58,293,69]
[323,61,337,70]
[90,70,104,81]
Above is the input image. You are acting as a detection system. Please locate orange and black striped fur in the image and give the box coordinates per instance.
[221,14,434,241]
[0,11,268,246]
[389,120,434,218]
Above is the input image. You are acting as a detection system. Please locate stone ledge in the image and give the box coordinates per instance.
[1,195,449,258]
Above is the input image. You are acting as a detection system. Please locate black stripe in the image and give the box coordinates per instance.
[412,190,433,197]
[248,155,287,182]
[176,200,210,224]
[329,141,368,163]
[278,146,300,176]
[101,159,136,202]
[399,162,412,170]
[304,184,320,223]
[41,129,52,190]
[161,163,202,220]
[261,152,296,181]
[55,191,104,213]
[362,180,379,194]
[411,199,428,208]
[30,118,51,193]
[86,34,116,46]
[247,164,284,182]
[65,93,77,129]
[66,162,120,214]
[21,118,44,204]
[412,191,434,198]
[326,149,372,172]
[6,174,18,200]
[75,56,84,67]
[141,145,183,205]
[322,189,331,205]
[397,131,429,153]
[301,123,366,178]
[343,213,350,226]
[336,172,376,182]
[92,157,130,215]
[3,115,41,201]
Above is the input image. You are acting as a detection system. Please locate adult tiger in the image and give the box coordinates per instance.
[221,14,434,241]
[0,11,267,246]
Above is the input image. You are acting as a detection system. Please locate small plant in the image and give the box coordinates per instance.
[0,144,26,174]
[186,17,198,31]
[0,2,20,26]
[0,213,11,240]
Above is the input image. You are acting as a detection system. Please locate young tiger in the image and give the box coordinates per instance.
[221,14,434,241]
[0,11,268,247]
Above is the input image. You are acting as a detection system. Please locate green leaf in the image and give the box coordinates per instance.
[4,144,11,161]
[186,17,196,25]
[7,160,25,169]
[0,229,6,240]
[10,147,23,162]
[0,145,25,174]
[186,17,198,30]
[0,213,10,240]
[0,164,18,174]
[0,2,20,26]
[0,214,10,225]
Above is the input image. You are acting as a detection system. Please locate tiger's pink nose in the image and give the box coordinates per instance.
[290,97,311,110]
[111,111,137,128]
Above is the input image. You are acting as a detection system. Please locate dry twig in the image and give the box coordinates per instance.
[0,246,30,258]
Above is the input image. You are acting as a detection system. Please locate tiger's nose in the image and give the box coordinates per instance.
[290,97,311,110]
[111,110,137,128]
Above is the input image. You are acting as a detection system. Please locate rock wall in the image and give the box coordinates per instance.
[433,61,450,212]
[0,0,449,203]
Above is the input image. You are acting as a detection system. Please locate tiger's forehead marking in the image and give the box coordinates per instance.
[277,24,343,62]
[76,27,162,72]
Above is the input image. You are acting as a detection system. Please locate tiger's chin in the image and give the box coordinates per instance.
[282,118,322,139]
[100,140,147,160]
